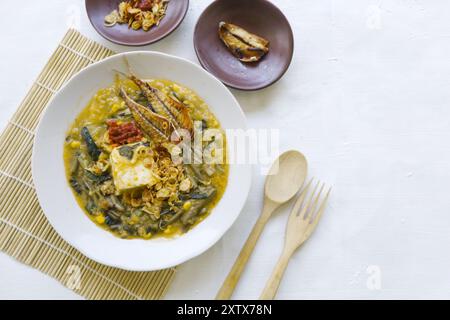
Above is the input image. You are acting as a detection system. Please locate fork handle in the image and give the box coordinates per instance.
[216,200,279,300]
[259,252,292,300]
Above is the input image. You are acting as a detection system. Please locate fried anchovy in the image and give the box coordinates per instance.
[220,22,269,52]
[128,74,193,134]
[120,88,172,143]
[218,22,269,63]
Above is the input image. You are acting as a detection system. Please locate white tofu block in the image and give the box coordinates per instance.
[110,144,157,192]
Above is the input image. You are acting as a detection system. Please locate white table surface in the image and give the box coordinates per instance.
[1,0,449,300]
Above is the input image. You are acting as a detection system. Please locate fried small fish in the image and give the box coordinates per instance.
[218,22,269,62]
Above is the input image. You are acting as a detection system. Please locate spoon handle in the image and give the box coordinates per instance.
[259,251,292,300]
[216,200,278,300]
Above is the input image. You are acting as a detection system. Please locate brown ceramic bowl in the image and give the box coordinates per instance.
[86,0,189,46]
[194,0,294,91]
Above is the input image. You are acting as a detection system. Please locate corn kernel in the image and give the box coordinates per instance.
[183,201,192,211]
[111,103,121,113]
[95,214,105,224]
[143,232,152,239]
[70,141,81,149]
[129,215,140,225]
[164,226,172,234]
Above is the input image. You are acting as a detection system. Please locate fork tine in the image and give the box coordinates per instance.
[301,180,321,219]
[305,186,331,239]
[293,179,313,217]
[307,182,325,222]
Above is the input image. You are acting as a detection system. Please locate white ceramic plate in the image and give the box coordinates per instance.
[32,52,251,271]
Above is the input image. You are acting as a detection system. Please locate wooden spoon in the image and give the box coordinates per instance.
[216,150,307,299]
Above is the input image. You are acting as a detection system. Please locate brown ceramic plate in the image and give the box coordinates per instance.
[86,0,189,46]
[194,0,294,91]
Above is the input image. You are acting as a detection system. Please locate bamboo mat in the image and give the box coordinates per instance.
[0,29,176,300]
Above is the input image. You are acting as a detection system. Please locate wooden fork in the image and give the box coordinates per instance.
[259,179,331,300]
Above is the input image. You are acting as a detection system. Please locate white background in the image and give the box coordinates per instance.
[1,0,449,299]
